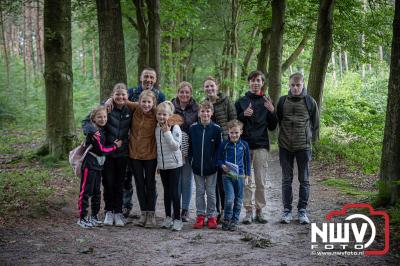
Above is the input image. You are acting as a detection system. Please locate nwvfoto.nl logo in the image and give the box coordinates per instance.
[310,203,390,256]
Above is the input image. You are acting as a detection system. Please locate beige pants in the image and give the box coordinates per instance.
[244,148,268,212]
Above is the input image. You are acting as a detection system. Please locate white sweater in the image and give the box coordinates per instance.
[155,124,183,170]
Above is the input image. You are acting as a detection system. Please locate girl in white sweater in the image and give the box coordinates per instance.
[155,101,184,231]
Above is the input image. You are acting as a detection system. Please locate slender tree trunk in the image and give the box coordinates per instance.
[133,0,148,81]
[344,51,349,71]
[281,31,310,73]
[36,0,44,73]
[23,5,28,104]
[268,0,286,106]
[27,1,36,76]
[80,26,86,77]
[228,0,240,97]
[338,51,343,78]
[308,0,335,110]
[146,0,160,82]
[241,27,259,79]
[43,0,75,159]
[96,0,127,101]
[92,40,97,88]
[257,27,272,77]
[380,0,400,205]
[379,46,384,61]
[331,51,336,86]
[0,7,10,90]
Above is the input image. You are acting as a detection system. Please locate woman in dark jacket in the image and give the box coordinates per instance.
[172,81,198,222]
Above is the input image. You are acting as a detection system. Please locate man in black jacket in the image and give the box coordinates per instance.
[235,70,278,224]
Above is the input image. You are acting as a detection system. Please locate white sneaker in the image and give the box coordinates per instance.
[280,209,292,224]
[161,217,173,229]
[89,215,103,227]
[77,217,93,228]
[172,219,183,231]
[298,209,310,224]
[103,211,114,226]
[114,213,126,227]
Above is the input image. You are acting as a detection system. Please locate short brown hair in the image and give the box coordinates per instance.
[289,72,304,82]
[227,119,243,130]
[198,100,214,112]
[247,70,265,82]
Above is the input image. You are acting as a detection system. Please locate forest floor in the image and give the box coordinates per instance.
[0,130,399,265]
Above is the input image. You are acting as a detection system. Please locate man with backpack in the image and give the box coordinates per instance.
[277,72,319,225]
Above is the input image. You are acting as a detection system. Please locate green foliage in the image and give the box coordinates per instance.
[321,177,376,197]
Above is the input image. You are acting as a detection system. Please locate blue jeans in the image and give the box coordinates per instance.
[178,157,194,210]
[223,175,244,223]
[279,148,311,211]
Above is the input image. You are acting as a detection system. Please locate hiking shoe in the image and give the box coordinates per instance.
[181,209,189,222]
[114,213,126,227]
[281,209,292,224]
[229,222,239,231]
[89,215,103,227]
[145,211,157,228]
[222,220,230,231]
[217,210,224,224]
[136,211,147,227]
[242,211,253,224]
[255,211,268,224]
[161,217,173,229]
[122,207,131,218]
[77,217,93,228]
[172,219,183,231]
[207,217,218,229]
[103,211,114,226]
[193,215,205,229]
[298,209,310,224]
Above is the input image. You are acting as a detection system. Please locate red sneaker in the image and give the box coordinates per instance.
[193,215,205,229]
[208,217,218,229]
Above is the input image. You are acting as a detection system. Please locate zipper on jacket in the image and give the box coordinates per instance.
[160,129,165,169]
[201,126,205,176]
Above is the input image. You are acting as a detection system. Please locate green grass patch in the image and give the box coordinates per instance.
[321,177,377,197]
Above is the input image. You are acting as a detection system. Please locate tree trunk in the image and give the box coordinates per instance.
[96,0,127,101]
[80,26,86,77]
[338,51,343,78]
[257,27,272,77]
[228,0,240,97]
[146,0,160,82]
[0,7,10,90]
[44,0,75,159]
[331,51,336,86]
[241,27,259,79]
[268,0,286,106]
[92,40,97,89]
[344,51,348,71]
[281,31,310,73]
[308,0,334,110]
[133,0,148,81]
[36,0,44,73]
[380,0,400,205]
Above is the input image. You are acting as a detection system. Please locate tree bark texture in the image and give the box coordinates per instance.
[0,7,11,90]
[96,0,127,101]
[133,0,148,81]
[281,31,310,73]
[44,0,75,159]
[380,0,400,205]
[308,0,334,109]
[241,27,259,79]
[267,0,286,107]
[257,27,272,77]
[146,0,160,81]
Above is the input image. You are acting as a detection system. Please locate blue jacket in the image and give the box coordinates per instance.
[188,122,222,176]
[128,84,165,104]
[217,139,251,177]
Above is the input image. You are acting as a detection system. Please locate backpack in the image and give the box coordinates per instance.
[69,141,92,177]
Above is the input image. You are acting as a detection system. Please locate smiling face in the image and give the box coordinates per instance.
[140,96,154,113]
[199,107,213,124]
[289,76,304,96]
[228,126,242,143]
[249,75,264,95]
[178,86,192,105]
[140,70,157,90]
[112,89,128,107]
[156,107,171,125]
[93,110,107,127]
[203,80,218,99]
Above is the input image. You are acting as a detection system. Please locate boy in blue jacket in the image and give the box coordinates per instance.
[189,100,222,229]
[217,119,251,231]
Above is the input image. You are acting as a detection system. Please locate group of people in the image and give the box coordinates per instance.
[76,67,319,232]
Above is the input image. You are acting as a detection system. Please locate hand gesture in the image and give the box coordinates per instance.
[263,96,274,112]
[114,139,122,148]
[244,102,253,117]
[104,98,114,113]
[221,164,229,173]
[160,122,171,133]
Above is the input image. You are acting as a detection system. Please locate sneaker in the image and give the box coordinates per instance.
[77,217,93,228]
[161,217,173,229]
[298,209,310,224]
[181,209,189,222]
[193,215,205,229]
[207,217,218,229]
[89,215,103,227]
[229,222,239,231]
[280,209,292,224]
[136,211,147,227]
[122,207,131,218]
[222,220,230,231]
[255,211,268,224]
[114,213,126,227]
[145,211,157,228]
[103,211,114,226]
[242,211,253,224]
[172,219,183,231]
[217,210,224,224]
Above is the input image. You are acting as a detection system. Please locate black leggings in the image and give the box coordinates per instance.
[131,159,157,211]
[102,157,128,213]
[78,167,101,219]
[160,168,181,220]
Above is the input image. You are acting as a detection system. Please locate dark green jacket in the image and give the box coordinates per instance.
[207,93,236,140]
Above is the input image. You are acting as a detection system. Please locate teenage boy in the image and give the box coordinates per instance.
[189,101,222,229]
[235,70,278,224]
[217,119,251,231]
[122,67,165,217]
[277,72,319,225]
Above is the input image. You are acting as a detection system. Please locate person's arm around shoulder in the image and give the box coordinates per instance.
[125,100,139,111]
